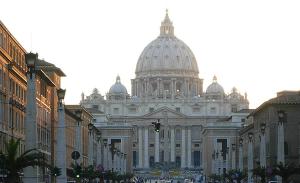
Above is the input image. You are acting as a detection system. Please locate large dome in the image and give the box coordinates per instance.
[135,11,199,78]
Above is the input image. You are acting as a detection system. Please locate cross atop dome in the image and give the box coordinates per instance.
[160,9,174,36]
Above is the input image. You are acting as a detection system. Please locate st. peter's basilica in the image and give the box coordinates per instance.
[80,11,250,177]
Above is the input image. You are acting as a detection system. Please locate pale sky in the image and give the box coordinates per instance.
[1,0,300,108]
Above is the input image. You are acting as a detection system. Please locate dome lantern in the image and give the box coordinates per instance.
[160,9,174,37]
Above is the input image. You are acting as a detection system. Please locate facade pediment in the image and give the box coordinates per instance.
[142,106,187,119]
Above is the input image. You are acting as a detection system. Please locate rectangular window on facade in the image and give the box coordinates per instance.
[175,129,181,140]
[194,143,200,147]
[210,107,216,114]
[40,81,47,97]
[133,151,137,167]
[193,151,201,167]
[0,95,3,122]
[92,105,98,109]
[113,108,119,114]
[149,144,154,147]
[176,107,180,112]
[0,33,3,47]
[149,156,155,168]
[176,156,181,168]
[0,68,2,87]
[176,144,180,148]
[231,104,238,113]
[193,107,200,113]
[160,151,164,162]
[129,107,136,114]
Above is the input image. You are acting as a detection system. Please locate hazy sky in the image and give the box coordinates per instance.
[1,0,299,108]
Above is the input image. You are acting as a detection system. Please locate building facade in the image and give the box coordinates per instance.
[239,91,300,182]
[0,20,27,156]
[81,11,249,177]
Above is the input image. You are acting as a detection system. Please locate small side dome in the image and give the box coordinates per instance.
[109,76,128,94]
[206,75,224,94]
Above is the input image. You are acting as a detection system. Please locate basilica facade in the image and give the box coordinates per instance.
[80,11,249,177]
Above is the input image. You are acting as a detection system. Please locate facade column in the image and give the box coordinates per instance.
[108,143,112,171]
[144,127,149,168]
[171,78,174,99]
[277,120,285,165]
[248,133,254,183]
[277,111,286,183]
[238,138,243,170]
[96,141,101,166]
[170,127,175,162]
[260,123,266,167]
[104,145,108,170]
[231,144,236,170]
[156,78,159,97]
[187,127,192,168]
[181,127,186,168]
[88,132,94,166]
[120,154,123,173]
[124,155,127,173]
[155,130,160,162]
[138,127,143,168]
[23,64,38,183]
[56,94,67,183]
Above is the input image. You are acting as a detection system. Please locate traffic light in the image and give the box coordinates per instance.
[152,119,161,132]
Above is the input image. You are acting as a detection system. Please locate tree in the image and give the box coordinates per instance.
[50,166,62,177]
[71,163,82,179]
[222,169,247,183]
[272,163,300,183]
[252,166,267,183]
[209,173,221,182]
[0,138,48,183]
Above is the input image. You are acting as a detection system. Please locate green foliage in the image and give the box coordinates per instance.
[252,166,267,183]
[71,163,82,178]
[209,173,221,182]
[0,138,49,183]
[272,163,300,183]
[225,169,247,183]
[51,166,62,177]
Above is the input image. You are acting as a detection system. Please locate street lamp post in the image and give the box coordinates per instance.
[75,110,82,165]
[260,123,266,167]
[238,138,243,171]
[248,132,254,183]
[56,88,67,183]
[23,53,39,183]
